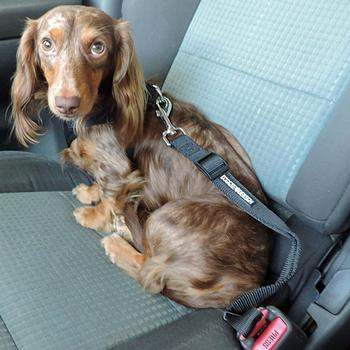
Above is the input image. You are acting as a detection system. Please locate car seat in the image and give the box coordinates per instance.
[1,0,350,349]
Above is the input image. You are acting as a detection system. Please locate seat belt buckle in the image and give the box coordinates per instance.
[234,306,307,350]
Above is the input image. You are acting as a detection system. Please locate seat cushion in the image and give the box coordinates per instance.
[0,192,191,350]
[163,0,350,233]
[0,151,90,193]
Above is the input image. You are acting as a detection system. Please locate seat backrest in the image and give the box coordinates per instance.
[122,0,200,81]
[163,0,350,234]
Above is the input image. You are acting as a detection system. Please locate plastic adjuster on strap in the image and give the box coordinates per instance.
[225,306,307,350]
[195,152,229,180]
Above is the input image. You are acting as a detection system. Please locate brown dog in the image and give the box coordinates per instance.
[12,5,270,308]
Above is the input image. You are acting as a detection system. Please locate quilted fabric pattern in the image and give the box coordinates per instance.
[0,317,16,350]
[0,192,190,350]
[163,0,350,202]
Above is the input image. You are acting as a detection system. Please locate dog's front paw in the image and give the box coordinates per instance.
[73,207,92,228]
[101,234,121,265]
[73,206,103,231]
[73,203,111,232]
[72,183,101,205]
[73,184,93,204]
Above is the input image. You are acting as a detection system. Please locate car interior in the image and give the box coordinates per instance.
[1,1,350,349]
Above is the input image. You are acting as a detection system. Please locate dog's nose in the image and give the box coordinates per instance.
[55,96,80,114]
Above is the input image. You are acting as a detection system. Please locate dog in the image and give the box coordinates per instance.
[11,5,270,308]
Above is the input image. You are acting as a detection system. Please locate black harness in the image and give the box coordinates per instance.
[146,84,301,337]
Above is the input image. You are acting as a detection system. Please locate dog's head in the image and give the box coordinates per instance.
[11,5,145,146]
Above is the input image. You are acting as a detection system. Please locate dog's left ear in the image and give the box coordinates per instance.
[11,19,42,146]
[113,20,145,146]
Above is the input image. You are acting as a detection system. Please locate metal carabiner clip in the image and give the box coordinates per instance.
[152,85,186,146]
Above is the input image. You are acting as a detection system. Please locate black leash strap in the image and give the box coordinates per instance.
[147,84,301,319]
[171,134,301,315]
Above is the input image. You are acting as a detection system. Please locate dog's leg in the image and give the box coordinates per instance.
[72,182,102,205]
[102,234,144,280]
[73,193,134,238]
[73,197,115,232]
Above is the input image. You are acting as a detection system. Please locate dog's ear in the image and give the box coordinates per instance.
[113,20,145,146]
[11,19,42,146]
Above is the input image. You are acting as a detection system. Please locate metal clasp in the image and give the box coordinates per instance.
[152,85,186,146]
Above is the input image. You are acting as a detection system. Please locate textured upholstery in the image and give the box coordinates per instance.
[0,191,330,350]
[164,0,350,232]
[0,192,190,350]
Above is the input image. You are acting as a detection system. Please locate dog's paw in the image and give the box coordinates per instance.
[101,234,121,265]
[73,204,111,232]
[72,184,94,204]
[73,207,91,228]
[73,206,103,231]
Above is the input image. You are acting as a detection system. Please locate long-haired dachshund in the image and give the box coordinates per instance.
[11,5,270,308]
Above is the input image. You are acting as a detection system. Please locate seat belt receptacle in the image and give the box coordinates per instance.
[230,306,307,350]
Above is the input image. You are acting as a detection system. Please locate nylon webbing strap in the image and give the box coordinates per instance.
[170,134,301,315]
[224,308,263,338]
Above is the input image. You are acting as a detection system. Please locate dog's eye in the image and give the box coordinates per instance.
[90,41,105,56]
[42,38,54,52]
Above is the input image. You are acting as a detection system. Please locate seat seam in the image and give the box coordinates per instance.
[0,315,19,350]
[179,49,331,102]
[167,299,192,315]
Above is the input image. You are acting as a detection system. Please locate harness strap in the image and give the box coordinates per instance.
[146,83,301,320]
[170,134,301,315]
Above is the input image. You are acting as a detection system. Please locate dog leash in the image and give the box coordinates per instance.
[146,84,302,338]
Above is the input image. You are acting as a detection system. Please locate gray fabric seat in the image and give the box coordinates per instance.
[1,0,350,348]
[0,178,332,350]
[0,192,191,350]
[0,152,241,350]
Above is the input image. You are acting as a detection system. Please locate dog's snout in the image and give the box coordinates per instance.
[55,96,80,114]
